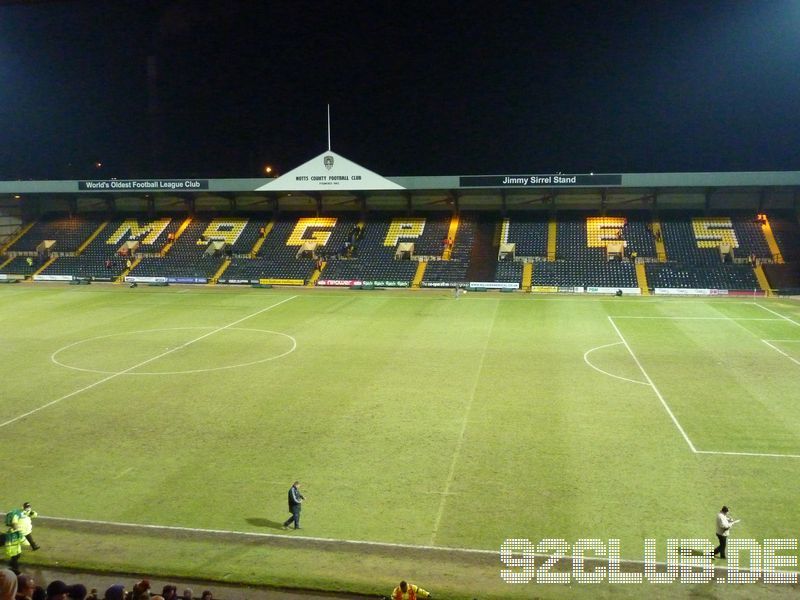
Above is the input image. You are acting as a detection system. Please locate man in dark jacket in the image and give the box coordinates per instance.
[282,481,305,530]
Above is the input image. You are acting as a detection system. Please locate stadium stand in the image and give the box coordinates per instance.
[1,209,791,292]
[768,212,800,262]
[320,215,446,285]
[533,260,638,288]
[222,215,355,284]
[645,263,759,290]
[556,212,607,262]
[37,216,179,281]
[503,213,549,258]
[0,255,40,277]
[494,259,523,284]
[132,217,225,282]
[8,214,99,254]
[420,214,474,287]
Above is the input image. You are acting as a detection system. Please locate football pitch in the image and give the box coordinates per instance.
[2,285,800,599]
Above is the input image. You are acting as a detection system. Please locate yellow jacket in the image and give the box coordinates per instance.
[391,583,430,600]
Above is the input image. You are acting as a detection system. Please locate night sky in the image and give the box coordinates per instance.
[1,0,799,179]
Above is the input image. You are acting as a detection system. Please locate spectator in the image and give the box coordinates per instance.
[0,570,17,600]
[45,581,69,600]
[66,586,86,600]
[200,592,212,600]
[15,574,35,600]
[131,581,150,600]
[181,589,192,600]
[160,586,176,600]
[30,588,44,600]
[85,591,97,600]
[102,586,125,600]
[162,587,177,600]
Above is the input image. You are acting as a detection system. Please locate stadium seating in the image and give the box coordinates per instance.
[319,216,422,284]
[768,213,800,262]
[0,256,40,276]
[645,263,759,290]
[222,215,356,283]
[494,259,523,284]
[8,214,100,253]
[2,210,790,292]
[533,261,638,288]
[420,214,474,286]
[504,213,549,258]
[131,218,224,281]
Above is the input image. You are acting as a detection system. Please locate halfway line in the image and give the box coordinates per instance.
[0,295,297,429]
[430,300,499,545]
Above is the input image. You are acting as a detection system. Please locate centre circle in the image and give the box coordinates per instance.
[51,327,296,375]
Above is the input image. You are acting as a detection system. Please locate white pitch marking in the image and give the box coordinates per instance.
[583,342,649,385]
[696,449,800,459]
[610,316,782,321]
[113,467,134,479]
[430,300,499,545]
[35,514,775,572]
[754,303,800,327]
[51,327,297,375]
[608,316,698,453]
[761,339,800,367]
[0,295,297,429]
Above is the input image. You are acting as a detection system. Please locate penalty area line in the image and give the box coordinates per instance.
[0,295,297,430]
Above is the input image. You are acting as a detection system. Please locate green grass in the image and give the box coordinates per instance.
[3,285,800,599]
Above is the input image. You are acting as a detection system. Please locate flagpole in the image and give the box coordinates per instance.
[327,104,331,151]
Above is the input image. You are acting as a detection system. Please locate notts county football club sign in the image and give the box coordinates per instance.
[257,151,405,191]
[459,174,622,187]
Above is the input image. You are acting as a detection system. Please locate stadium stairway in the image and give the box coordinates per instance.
[116,256,142,283]
[547,216,557,260]
[753,263,772,296]
[307,260,325,286]
[0,256,12,270]
[412,261,427,288]
[0,221,35,253]
[522,262,533,291]
[760,215,784,264]
[75,221,108,255]
[209,259,231,285]
[652,220,667,261]
[30,256,56,280]
[635,262,650,295]
[466,216,497,282]
[442,214,459,260]
[162,217,192,255]
[250,218,274,257]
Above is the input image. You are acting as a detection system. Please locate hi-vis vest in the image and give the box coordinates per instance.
[392,585,420,600]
